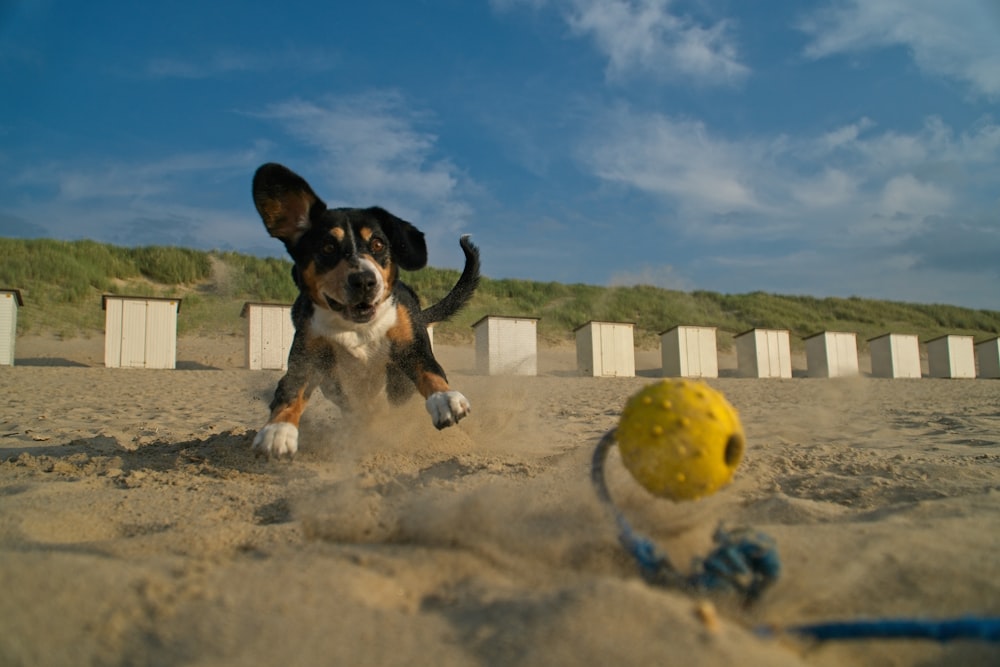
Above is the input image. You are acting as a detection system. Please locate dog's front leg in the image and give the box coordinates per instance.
[400,350,470,430]
[253,336,326,459]
[425,386,472,430]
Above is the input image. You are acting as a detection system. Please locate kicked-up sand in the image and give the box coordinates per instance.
[1,335,998,666]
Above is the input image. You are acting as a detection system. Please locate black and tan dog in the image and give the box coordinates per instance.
[250,163,480,459]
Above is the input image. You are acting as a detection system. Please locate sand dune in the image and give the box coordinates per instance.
[1,336,998,666]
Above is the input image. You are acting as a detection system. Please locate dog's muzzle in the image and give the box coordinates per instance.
[325,269,382,323]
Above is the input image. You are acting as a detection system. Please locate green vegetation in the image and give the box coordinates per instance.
[2,237,998,348]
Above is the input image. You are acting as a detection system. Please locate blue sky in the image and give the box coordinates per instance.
[2,1,998,309]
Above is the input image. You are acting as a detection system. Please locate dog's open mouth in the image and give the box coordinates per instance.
[347,302,377,323]
[325,294,377,323]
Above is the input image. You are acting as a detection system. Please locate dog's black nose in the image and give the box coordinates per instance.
[347,271,378,294]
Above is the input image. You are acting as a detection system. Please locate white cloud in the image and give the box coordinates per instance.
[815,115,1000,204]
[819,117,874,151]
[15,149,261,202]
[791,168,858,208]
[801,0,1000,98]
[7,93,476,263]
[940,116,1000,163]
[579,105,1000,247]
[495,0,749,85]
[878,174,951,217]
[7,148,268,251]
[900,214,1000,276]
[701,247,992,307]
[581,107,766,216]
[257,91,474,240]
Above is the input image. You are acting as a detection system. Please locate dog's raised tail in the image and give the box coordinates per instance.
[419,235,480,325]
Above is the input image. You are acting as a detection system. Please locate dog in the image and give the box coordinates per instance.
[250,163,480,459]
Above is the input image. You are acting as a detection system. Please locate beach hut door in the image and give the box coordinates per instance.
[119,300,149,368]
[0,294,15,365]
[260,307,287,370]
[593,325,629,377]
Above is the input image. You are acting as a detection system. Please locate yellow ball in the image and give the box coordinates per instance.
[616,379,745,501]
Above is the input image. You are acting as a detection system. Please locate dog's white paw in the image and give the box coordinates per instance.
[252,422,299,459]
[425,391,471,430]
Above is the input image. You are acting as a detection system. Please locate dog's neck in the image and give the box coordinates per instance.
[308,297,398,362]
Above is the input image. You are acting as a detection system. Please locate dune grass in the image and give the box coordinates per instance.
[2,237,998,348]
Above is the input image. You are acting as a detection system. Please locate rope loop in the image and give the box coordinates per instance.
[592,427,780,604]
[593,426,1000,641]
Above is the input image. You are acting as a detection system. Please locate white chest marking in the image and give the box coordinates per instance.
[309,297,398,410]
[309,297,398,362]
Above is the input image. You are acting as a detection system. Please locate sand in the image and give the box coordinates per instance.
[1,335,998,666]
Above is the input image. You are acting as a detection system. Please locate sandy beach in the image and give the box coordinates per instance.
[1,335,998,666]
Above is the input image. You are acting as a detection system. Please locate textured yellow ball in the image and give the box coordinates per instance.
[616,379,745,501]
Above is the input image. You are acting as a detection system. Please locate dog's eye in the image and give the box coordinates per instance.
[369,238,386,253]
[321,242,337,256]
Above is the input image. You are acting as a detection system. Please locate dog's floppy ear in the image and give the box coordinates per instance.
[252,163,326,246]
[370,207,428,271]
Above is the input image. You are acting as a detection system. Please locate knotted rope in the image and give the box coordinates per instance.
[592,428,779,603]
[592,427,1000,642]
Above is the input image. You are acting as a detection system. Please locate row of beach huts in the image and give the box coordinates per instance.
[1,291,999,379]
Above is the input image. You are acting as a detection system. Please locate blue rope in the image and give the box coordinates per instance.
[591,428,1000,642]
[591,429,780,602]
[767,617,1000,642]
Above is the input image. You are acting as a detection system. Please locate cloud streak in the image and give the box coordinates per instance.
[255,92,474,241]
[145,48,337,79]
[4,90,475,262]
[577,104,1000,259]
[13,149,262,203]
[800,0,1000,98]
[6,148,266,250]
[581,107,768,217]
[495,0,749,85]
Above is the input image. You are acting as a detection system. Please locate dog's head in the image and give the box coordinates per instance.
[252,163,427,324]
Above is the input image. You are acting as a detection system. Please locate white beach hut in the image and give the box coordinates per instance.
[472,315,539,376]
[574,321,635,377]
[926,334,975,379]
[241,302,294,371]
[734,328,792,379]
[0,288,24,366]
[659,325,718,378]
[804,331,859,378]
[102,295,181,369]
[868,333,921,379]
[974,336,1000,379]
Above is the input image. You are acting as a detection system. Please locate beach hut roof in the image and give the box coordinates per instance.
[572,320,635,333]
[471,314,540,328]
[802,330,856,340]
[925,333,973,344]
[658,324,716,336]
[102,294,183,312]
[734,327,789,338]
[0,288,24,307]
[240,301,293,318]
